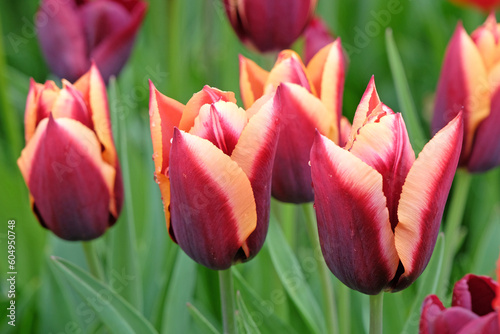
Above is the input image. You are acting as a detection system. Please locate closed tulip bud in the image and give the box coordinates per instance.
[149,83,280,270]
[223,0,317,52]
[433,15,500,172]
[240,41,346,203]
[420,272,500,333]
[303,16,335,64]
[450,0,500,10]
[36,0,147,83]
[17,64,123,241]
[310,78,463,294]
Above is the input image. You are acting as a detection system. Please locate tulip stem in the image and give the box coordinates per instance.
[302,204,339,334]
[219,269,236,334]
[369,293,384,334]
[82,241,105,281]
[438,170,472,297]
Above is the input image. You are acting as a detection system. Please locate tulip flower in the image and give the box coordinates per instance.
[240,41,346,203]
[449,0,500,11]
[420,272,500,333]
[223,0,317,52]
[149,83,280,270]
[17,64,123,241]
[310,78,463,294]
[303,16,335,64]
[36,0,147,83]
[433,15,500,172]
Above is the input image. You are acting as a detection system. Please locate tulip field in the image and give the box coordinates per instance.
[1,0,499,333]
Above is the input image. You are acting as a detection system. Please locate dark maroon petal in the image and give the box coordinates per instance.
[452,274,498,315]
[310,132,399,295]
[36,0,90,82]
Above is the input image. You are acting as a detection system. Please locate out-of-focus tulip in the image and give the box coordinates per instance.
[420,272,500,333]
[450,0,500,11]
[223,0,317,52]
[303,16,335,64]
[149,83,280,270]
[433,15,500,172]
[17,64,123,241]
[36,0,147,83]
[310,78,463,295]
[240,41,346,203]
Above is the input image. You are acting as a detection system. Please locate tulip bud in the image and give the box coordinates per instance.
[223,0,317,52]
[17,64,123,241]
[149,84,281,270]
[420,274,500,333]
[239,41,346,203]
[433,15,500,172]
[311,78,463,294]
[36,0,147,83]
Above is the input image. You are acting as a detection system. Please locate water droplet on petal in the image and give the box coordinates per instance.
[308,161,311,166]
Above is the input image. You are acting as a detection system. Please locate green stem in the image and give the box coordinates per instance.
[337,279,351,334]
[369,293,384,334]
[219,269,236,334]
[438,170,472,296]
[82,241,105,281]
[303,203,339,334]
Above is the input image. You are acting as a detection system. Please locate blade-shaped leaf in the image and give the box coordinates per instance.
[187,303,221,334]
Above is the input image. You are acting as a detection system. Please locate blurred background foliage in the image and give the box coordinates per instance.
[0,0,498,333]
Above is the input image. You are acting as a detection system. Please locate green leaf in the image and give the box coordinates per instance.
[385,28,427,154]
[187,303,221,334]
[236,291,261,334]
[51,257,158,334]
[266,217,324,334]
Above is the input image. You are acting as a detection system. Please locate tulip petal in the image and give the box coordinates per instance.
[349,113,415,230]
[178,85,237,132]
[339,116,352,147]
[270,83,332,203]
[306,39,345,139]
[190,101,247,156]
[467,64,500,171]
[52,80,93,129]
[17,116,115,241]
[394,114,463,291]
[25,79,54,143]
[36,0,90,82]
[471,13,500,71]
[452,274,498,315]
[310,133,399,295]
[90,1,148,83]
[432,22,489,163]
[239,55,269,109]
[169,129,257,270]
[265,50,315,95]
[420,295,446,334]
[457,312,499,334]
[303,17,335,65]
[231,92,280,256]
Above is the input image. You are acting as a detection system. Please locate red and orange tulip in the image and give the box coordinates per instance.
[433,15,500,172]
[149,84,280,270]
[310,78,463,294]
[223,0,317,52]
[240,41,346,203]
[17,64,123,241]
[420,272,500,333]
[36,0,147,83]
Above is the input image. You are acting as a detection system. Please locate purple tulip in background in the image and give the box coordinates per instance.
[303,16,335,64]
[36,0,147,83]
[223,0,317,52]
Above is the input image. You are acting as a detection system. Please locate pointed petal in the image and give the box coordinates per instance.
[231,92,280,255]
[338,115,352,147]
[169,129,257,270]
[310,133,399,295]
[432,22,490,163]
[270,83,332,203]
[52,80,93,129]
[419,295,446,334]
[467,64,500,171]
[17,116,115,240]
[265,50,316,95]
[190,101,247,156]
[306,39,345,137]
[471,13,500,71]
[239,55,269,109]
[178,85,237,132]
[25,79,48,143]
[452,274,498,315]
[36,0,89,82]
[303,17,335,65]
[349,113,415,230]
[90,1,148,83]
[394,114,463,291]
